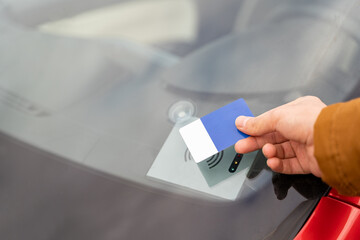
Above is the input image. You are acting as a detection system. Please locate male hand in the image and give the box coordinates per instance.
[235,96,326,177]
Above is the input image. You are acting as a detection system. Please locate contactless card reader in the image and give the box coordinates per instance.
[147,117,256,200]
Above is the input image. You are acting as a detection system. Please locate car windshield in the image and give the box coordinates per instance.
[0,0,360,239]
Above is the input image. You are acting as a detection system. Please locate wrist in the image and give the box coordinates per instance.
[307,144,322,178]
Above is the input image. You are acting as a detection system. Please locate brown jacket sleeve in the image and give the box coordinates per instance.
[314,98,360,196]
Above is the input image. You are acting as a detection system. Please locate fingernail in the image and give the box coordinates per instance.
[235,116,250,129]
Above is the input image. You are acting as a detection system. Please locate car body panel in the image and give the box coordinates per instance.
[329,189,360,208]
[295,196,360,239]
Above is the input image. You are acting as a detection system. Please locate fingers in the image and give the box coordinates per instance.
[236,109,280,136]
[235,96,326,141]
[264,142,308,175]
[262,142,296,159]
[234,137,259,153]
[267,157,308,175]
[234,96,327,176]
[234,132,287,153]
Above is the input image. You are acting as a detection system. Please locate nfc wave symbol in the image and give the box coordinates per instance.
[184,149,224,169]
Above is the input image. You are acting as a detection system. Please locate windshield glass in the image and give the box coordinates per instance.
[0,0,359,238]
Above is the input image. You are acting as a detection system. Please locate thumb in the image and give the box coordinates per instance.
[235,111,278,136]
